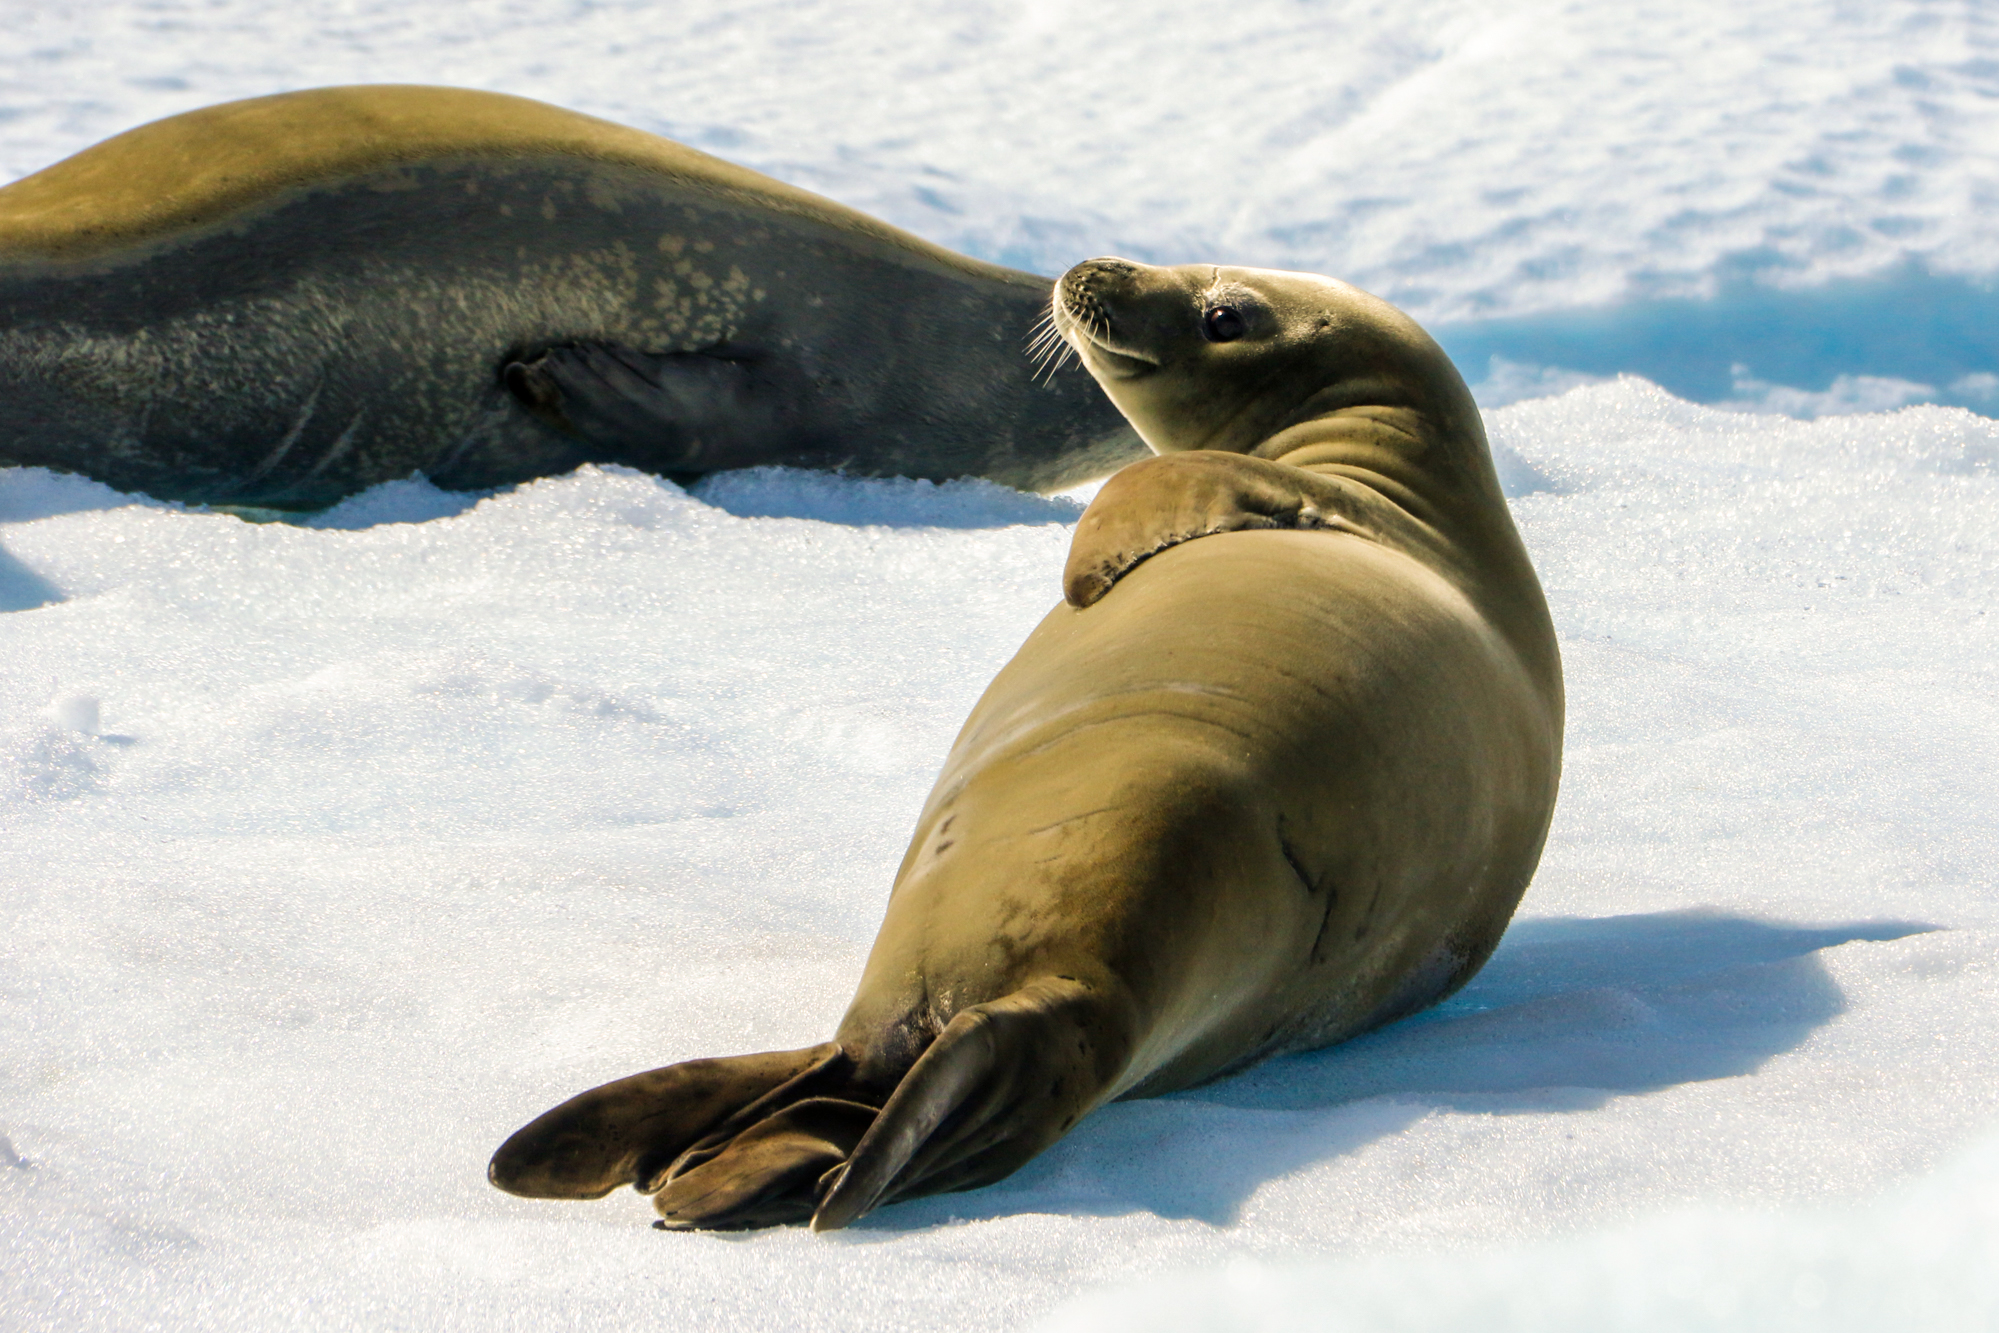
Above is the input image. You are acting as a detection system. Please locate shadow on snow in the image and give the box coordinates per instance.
[0,541,62,611]
[863,909,1933,1232]
[1435,259,1999,411]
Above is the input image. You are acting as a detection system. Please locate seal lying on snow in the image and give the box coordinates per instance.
[0,85,1138,508]
[489,258,1564,1231]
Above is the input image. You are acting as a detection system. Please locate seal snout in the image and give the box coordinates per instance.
[1055,258,1162,378]
[1056,259,1125,339]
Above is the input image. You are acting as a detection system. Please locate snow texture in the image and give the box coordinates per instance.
[3,3,1998,1331]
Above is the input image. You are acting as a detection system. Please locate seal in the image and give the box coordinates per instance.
[0,85,1140,509]
[487,257,1563,1231]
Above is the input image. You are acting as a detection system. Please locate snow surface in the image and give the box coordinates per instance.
[5,387,1996,1330]
[4,3,1999,1330]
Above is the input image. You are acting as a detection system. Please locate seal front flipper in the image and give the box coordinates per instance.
[504,342,788,473]
[487,1041,841,1200]
[811,977,1132,1232]
[1063,451,1369,607]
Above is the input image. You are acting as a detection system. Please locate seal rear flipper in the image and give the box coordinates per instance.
[488,1041,842,1200]
[503,342,781,472]
[811,976,1131,1232]
[650,1096,879,1230]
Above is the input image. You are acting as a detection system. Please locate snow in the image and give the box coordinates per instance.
[1040,1133,1999,1331]
[3,3,1998,1330]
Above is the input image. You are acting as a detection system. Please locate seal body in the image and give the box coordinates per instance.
[0,85,1138,507]
[489,259,1562,1232]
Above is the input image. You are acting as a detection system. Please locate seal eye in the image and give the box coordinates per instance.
[1202,306,1246,342]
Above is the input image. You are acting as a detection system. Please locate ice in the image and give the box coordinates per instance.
[45,695,99,736]
[302,476,490,531]
[4,3,1999,1330]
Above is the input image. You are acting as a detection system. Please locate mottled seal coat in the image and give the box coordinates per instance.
[0,85,1139,508]
[489,258,1563,1231]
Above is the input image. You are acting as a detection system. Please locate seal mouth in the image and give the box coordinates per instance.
[1051,295,1160,380]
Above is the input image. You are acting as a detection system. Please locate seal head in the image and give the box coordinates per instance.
[1052,257,1472,457]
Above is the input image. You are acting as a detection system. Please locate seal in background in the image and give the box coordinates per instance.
[0,85,1139,508]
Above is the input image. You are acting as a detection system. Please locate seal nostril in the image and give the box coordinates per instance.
[1057,277,1111,340]
[1061,272,1100,306]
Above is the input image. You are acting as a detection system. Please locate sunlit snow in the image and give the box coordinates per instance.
[3,4,1998,1331]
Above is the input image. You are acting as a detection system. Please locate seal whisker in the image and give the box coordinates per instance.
[1031,341,1079,385]
[1024,310,1062,357]
[1025,309,1080,384]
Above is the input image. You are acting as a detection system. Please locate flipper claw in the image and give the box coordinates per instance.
[811,1009,1000,1231]
[652,1096,878,1231]
[502,341,780,471]
[810,976,1127,1231]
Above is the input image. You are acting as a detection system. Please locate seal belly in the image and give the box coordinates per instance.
[3,156,803,503]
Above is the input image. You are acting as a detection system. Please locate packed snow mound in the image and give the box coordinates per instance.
[692,467,1086,528]
[3,378,1996,1330]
